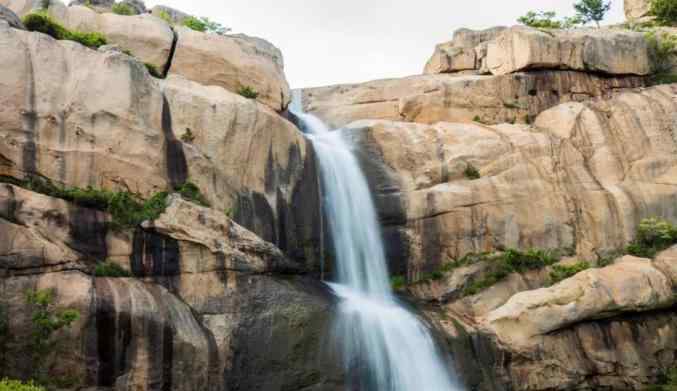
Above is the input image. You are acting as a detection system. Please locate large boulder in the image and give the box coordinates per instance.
[301,71,644,129]
[0,4,23,28]
[343,84,677,278]
[46,4,174,72]
[424,27,506,74]
[0,24,322,269]
[151,4,189,25]
[486,26,652,76]
[625,0,652,20]
[169,26,291,112]
[0,0,42,17]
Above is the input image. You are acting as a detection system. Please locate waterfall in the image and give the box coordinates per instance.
[290,92,459,391]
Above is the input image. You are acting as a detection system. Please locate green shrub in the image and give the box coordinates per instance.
[650,0,677,26]
[25,289,80,384]
[627,217,677,258]
[464,164,481,180]
[648,367,677,390]
[390,275,406,290]
[156,9,173,25]
[22,12,107,48]
[111,3,135,15]
[518,11,565,29]
[144,63,163,78]
[180,128,195,143]
[175,182,210,207]
[646,30,677,74]
[0,379,45,391]
[238,86,259,99]
[182,16,230,35]
[549,261,591,284]
[94,262,131,277]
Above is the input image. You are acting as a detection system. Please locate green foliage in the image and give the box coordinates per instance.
[22,12,107,48]
[646,30,677,74]
[651,72,677,85]
[144,63,163,78]
[518,11,565,28]
[549,261,591,284]
[517,10,583,29]
[0,379,45,391]
[648,367,677,390]
[156,9,173,24]
[650,0,677,26]
[573,0,612,27]
[94,261,131,277]
[182,16,230,35]
[390,275,406,290]
[180,128,196,143]
[175,182,210,207]
[25,289,80,384]
[627,217,677,258]
[111,3,135,15]
[238,86,260,99]
[462,248,562,296]
[464,164,481,180]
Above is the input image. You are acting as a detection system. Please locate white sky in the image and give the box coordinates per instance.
[145,0,625,88]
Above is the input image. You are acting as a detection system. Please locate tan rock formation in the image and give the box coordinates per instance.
[170,26,291,111]
[486,26,652,76]
[0,24,321,267]
[301,71,644,129]
[424,27,506,74]
[625,0,652,20]
[0,5,23,28]
[344,84,677,278]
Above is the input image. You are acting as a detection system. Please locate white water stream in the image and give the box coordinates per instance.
[290,92,458,391]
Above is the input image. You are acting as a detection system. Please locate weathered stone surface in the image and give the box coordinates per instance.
[0,4,23,28]
[486,26,652,76]
[625,0,652,20]
[345,84,677,279]
[424,27,506,74]
[170,26,291,111]
[301,71,644,128]
[484,257,677,347]
[0,0,42,17]
[0,24,321,268]
[151,4,188,25]
[68,0,113,13]
[47,4,174,72]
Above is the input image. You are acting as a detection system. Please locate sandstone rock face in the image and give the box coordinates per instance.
[486,26,652,76]
[0,184,344,389]
[47,4,174,72]
[170,26,291,111]
[0,24,321,269]
[0,0,42,17]
[345,84,677,279]
[625,0,652,20]
[424,27,506,74]
[484,257,677,347]
[0,5,23,28]
[68,0,113,13]
[301,71,644,128]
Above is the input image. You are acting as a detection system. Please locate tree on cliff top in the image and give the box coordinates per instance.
[574,0,612,27]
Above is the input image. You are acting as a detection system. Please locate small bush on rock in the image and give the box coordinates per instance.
[627,217,677,258]
[238,86,259,99]
[22,12,107,48]
[0,379,45,391]
[517,10,583,29]
[650,0,677,26]
[549,261,591,284]
[144,63,163,78]
[390,276,406,290]
[464,164,481,180]
[111,3,135,15]
[95,262,132,277]
[183,16,230,35]
[646,30,677,74]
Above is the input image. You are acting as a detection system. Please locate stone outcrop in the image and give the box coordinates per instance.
[68,0,114,13]
[48,4,174,72]
[424,27,506,74]
[301,71,644,128]
[151,4,189,25]
[0,4,23,29]
[0,0,41,17]
[343,84,677,279]
[169,26,291,111]
[0,23,322,269]
[625,0,652,20]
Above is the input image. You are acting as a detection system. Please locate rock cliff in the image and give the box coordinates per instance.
[1,0,676,390]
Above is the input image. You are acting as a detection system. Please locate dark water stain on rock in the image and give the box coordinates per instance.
[161,95,188,189]
[21,48,38,176]
[146,286,174,391]
[67,205,108,261]
[93,278,132,387]
[131,228,181,278]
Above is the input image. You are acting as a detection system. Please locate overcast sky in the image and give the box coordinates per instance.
[145,0,625,88]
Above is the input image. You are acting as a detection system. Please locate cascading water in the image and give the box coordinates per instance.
[290,92,459,391]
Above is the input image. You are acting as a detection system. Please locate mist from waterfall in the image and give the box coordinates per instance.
[290,91,459,391]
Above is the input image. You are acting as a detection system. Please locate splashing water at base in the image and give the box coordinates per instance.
[290,92,459,391]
